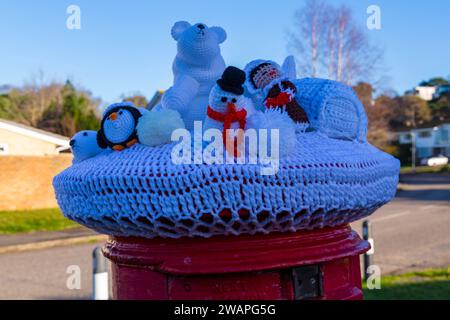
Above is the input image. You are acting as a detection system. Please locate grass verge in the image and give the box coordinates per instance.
[400,164,450,174]
[0,208,77,234]
[363,268,450,300]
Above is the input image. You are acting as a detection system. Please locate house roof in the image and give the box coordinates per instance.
[0,118,70,146]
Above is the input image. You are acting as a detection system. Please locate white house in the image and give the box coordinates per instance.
[406,84,450,101]
[0,119,70,156]
[406,86,437,101]
[398,123,450,159]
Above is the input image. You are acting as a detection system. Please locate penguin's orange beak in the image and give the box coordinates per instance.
[109,112,118,121]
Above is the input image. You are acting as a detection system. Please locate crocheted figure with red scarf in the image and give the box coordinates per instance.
[204,66,249,157]
[248,61,309,125]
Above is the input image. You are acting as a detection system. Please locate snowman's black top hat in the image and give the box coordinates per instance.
[217,66,246,95]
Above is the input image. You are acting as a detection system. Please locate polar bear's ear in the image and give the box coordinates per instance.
[210,26,227,44]
[171,21,191,41]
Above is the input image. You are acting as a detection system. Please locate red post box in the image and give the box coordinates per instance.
[103,224,369,300]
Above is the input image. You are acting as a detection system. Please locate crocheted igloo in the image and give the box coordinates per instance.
[53,124,400,239]
[294,78,368,142]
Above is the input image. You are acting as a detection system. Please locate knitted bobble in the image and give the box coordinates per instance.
[137,109,186,147]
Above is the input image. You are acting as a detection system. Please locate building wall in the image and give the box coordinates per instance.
[0,128,61,156]
[415,128,435,148]
[415,86,436,101]
[417,147,432,158]
[397,124,450,160]
[0,155,72,211]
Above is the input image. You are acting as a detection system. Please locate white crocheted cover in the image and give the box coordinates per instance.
[53,131,399,239]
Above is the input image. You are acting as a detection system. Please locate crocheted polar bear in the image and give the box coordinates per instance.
[161,21,227,131]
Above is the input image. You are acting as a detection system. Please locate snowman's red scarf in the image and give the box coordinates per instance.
[207,105,247,156]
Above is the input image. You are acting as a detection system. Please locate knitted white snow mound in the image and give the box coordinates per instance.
[137,109,185,147]
[245,109,297,158]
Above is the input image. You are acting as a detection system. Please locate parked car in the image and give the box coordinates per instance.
[420,155,449,167]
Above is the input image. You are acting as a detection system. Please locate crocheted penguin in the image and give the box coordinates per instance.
[204,66,249,156]
[97,102,145,151]
[245,59,309,128]
[70,130,103,164]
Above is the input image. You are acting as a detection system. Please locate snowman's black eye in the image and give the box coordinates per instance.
[119,111,123,115]
[231,98,237,103]
[83,132,88,136]
[221,97,227,103]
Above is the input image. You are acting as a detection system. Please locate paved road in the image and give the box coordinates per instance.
[0,242,100,299]
[0,173,448,299]
[352,173,450,275]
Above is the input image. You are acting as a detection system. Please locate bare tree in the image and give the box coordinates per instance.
[288,0,383,86]
[1,75,100,136]
[287,0,330,78]
[15,71,63,127]
[121,93,149,107]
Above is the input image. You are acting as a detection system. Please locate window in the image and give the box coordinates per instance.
[399,133,412,143]
[0,143,9,155]
[418,131,431,138]
[436,129,449,144]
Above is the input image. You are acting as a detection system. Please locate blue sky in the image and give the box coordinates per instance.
[1,0,449,104]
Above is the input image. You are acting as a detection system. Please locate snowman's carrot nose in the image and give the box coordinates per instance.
[227,103,237,113]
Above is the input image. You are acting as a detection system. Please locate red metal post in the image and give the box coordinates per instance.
[103,224,369,300]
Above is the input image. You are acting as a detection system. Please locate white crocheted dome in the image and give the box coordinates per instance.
[53,131,399,239]
[294,78,368,142]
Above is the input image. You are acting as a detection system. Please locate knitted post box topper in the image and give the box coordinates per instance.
[245,60,309,126]
[204,66,248,157]
[52,23,400,240]
[97,102,143,151]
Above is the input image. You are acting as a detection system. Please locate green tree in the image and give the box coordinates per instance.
[428,92,450,121]
[419,77,449,87]
[0,95,14,119]
[38,81,100,136]
[1,77,101,137]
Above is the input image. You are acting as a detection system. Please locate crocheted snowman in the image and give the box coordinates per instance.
[161,21,227,131]
[245,59,309,130]
[204,66,249,156]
